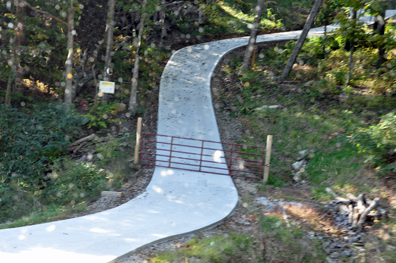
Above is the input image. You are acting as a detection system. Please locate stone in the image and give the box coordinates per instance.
[342,250,351,257]
[330,252,340,259]
[293,171,302,182]
[101,191,123,198]
[255,197,271,206]
[115,103,126,112]
[326,257,335,263]
[297,150,308,160]
[292,160,306,170]
[255,105,280,111]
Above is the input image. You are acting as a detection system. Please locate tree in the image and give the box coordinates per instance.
[240,0,265,71]
[103,0,117,82]
[20,0,76,104]
[65,0,75,104]
[128,0,147,113]
[281,0,324,80]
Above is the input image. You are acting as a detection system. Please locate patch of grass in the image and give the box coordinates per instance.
[0,203,87,230]
[153,234,256,263]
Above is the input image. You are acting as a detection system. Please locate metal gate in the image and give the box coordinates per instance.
[139,133,267,180]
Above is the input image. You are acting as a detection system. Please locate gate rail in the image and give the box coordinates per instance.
[138,132,269,180]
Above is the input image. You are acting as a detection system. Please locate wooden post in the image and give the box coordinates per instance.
[134,117,142,164]
[263,135,273,183]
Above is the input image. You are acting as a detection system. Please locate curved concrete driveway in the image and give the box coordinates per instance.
[0,15,389,261]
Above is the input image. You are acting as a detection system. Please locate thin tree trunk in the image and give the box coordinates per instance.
[240,0,265,71]
[374,12,386,68]
[128,0,147,113]
[322,19,327,57]
[5,67,14,106]
[159,0,167,47]
[5,39,15,106]
[64,0,74,104]
[346,45,354,85]
[14,2,26,93]
[281,0,323,80]
[103,0,116,81]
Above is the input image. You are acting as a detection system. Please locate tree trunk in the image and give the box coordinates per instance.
[128,0,147,113]
[322,19,327,57]
[346,45,354,85]
[281,0,323,80]
[103,0,116,81]
[5,64,14,106]
[240,0,265,71]
[14,2,27,92]
[159,0,167,46]
[374,11,386,68]
[64,0,74,104]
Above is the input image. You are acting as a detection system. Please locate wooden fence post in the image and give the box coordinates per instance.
[263,135,273,183]
[134,117,142,164]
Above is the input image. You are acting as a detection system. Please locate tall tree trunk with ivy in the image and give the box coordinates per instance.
[281,0,323,80]
[128,0,147,114]
[64,0,74,104]
[240,0,265,71]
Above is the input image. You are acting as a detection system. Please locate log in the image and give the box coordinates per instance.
[73,141,87,153]
[352,206,360,228]
[357,198,380,233]
[348,204,354,225]
[346,193,358,202]
[70,134,96,146]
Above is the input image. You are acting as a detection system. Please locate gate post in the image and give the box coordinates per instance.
[263,135,273,183]
[134,117,142,164]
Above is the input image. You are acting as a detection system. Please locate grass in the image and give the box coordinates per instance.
[151,215,327,263]
[0,203,87,230]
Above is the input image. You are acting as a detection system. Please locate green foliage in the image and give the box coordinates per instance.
[349,111,396,174]
[46,159,107,205]
[83,100,120,129]
[0,103,86,221]
[154,234,255,263]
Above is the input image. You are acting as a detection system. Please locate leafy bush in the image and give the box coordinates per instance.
[44,160,107,205]
[83,100,120,129]
[0,103,86,221]
[349,111,396,174]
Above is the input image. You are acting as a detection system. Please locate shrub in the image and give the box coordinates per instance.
[0,103,86,221]
[349,111,396,174]
[44,159,107,205]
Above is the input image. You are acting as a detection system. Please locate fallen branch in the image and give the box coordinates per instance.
[327,189,388,233]
[357,198,379,233]
[69,134,96,147]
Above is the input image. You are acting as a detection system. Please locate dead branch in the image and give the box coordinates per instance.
[357,198,380,233]
[69,134,96,147]
[21,1,69,27]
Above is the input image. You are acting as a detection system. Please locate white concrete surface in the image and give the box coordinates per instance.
[0,15,385,261]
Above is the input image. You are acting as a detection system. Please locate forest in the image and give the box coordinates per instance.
[1,0,396,262]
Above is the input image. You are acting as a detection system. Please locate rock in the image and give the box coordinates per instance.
[292,160,306,170]
[297,150,309,160]
[115,103,126,112]
[322,241,331,249]
[293,171,302,182]
[342,250,351,257]
[255,197,271,206]
[326,257,335,263]
[255,105,280,111]
[330,252,340,259]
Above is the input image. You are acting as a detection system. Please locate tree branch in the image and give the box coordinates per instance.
[21,1,68,28]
